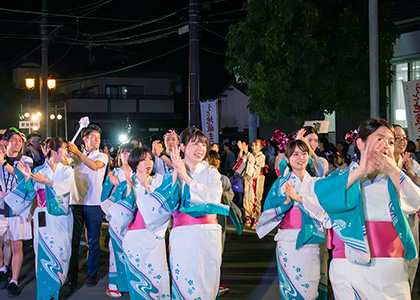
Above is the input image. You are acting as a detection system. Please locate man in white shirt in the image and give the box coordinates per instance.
[0,128,33,297]
[67,125,108,289]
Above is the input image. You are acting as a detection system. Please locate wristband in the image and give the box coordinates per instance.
[2,161,8,167]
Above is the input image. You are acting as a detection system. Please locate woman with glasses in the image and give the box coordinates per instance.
[393,124,420,291]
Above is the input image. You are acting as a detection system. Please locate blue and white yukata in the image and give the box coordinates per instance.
[101,167,130,293]
[6,162,74,300]
[109,173,171,300]
[314,162,420,299]
[257,171,325,300]
[137,162,229,300]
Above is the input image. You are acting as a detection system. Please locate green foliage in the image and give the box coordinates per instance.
[226,0,399,122]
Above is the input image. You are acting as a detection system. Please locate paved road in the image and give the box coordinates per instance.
[1,222,420,299]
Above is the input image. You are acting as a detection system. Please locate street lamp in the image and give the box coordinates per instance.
[25,78,35,90]
[25,76,56,138]
[47,78,56,91]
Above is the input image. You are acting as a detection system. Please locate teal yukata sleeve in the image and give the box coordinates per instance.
[4,167,35,218]
[388,175,417,260]
[137,170,180,238]
[314,170,371,264]
[256,173,293,238]
[108,181,135,232]
[179,184,229,217]
[45,186,70,216]
[101,173,115,203]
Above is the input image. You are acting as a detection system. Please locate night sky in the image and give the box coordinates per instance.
[0,0,246,101]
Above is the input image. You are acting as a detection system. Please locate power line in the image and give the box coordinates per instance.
[206,8,243,18]
[76,0,113,17]
[57,43,188,85]
[52,0,109,12]
[201,47,226,56]
[3,40,41,67]
[0,6,185,23]
[199,25,225,39]
[56,30,177,47]
[0,16,41,43]
[87,8,185,37]
[71,22,186,43]
[49,19,80,68]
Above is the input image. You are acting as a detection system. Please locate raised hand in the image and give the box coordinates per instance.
[402,152,414,175]
[295,128,306,141]
[67,142,81,156]
[369,139,399,177]
[17,161,31,179]
[109,172,120,186]
[152,140,159,155]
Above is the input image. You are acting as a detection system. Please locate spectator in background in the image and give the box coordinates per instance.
[211,143,220,153]
[130,138,141,148]
[24,134,45,168]
[0,128,33,297]
[223,142,236,175]
[407,140,419,163]
[416,139,420,162]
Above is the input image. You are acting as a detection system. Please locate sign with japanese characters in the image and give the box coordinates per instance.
[19,121,40,129]
[403,80,420,141]
[200,100,219,143]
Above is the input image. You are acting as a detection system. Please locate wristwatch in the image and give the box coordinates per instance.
[2,160,8,167]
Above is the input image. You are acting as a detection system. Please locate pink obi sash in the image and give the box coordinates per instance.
[37,189,46,208]
[127,209,146,231]
[173,210,218,228]
[280,206,302,229]
[332,221,405,259]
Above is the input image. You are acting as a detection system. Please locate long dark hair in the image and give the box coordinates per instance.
[128,146,155,173]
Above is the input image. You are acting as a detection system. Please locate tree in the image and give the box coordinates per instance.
[226,0,399,122]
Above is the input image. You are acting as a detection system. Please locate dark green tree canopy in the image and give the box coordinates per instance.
[226,0,399,122]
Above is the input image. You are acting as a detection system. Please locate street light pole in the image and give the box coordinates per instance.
[40,0,49,138]
[188,0,200,128]
[369,0,380,118]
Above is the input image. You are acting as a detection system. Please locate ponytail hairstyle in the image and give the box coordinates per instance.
[46,137,65,158]
[354,118,394,160]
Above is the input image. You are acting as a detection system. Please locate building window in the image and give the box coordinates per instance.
[390,63,409,128]
[106,85,144,99]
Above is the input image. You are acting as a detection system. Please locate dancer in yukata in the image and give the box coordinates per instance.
[108,147,170,300]
[314,118,420,299]
[168,127,228,299]
[100,142,135,298]
[234,139,266,229]
[7,137,74,300]
[256,140,325,300]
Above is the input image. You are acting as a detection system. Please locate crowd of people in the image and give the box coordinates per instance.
[0,117,419,300]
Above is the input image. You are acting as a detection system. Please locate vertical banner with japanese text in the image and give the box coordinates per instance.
[403,80,420,141]
[200,100,219,144]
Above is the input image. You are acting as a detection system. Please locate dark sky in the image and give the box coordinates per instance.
[0,0,246,99]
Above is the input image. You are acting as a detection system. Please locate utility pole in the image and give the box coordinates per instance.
[188,0,200,128]
[40,0,49,138]
[369,0,380,118]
